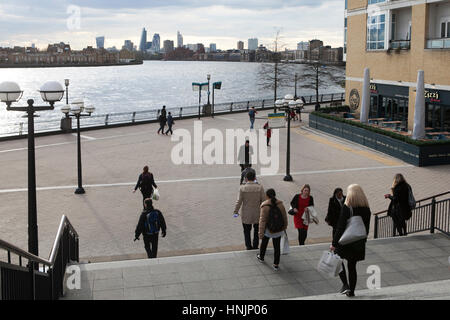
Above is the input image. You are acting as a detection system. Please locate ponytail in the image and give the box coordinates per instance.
[266,188,277,206]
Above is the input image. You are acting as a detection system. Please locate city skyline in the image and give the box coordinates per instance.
[0,1,345,51]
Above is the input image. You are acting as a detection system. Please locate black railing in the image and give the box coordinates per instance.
[374,191,450,239]
[4,92,345,137]
[0,215,79,300]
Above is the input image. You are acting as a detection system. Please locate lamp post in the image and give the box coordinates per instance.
[212,81,222,118]
[61,100,95,195]
[294,73,298,100]
[283,95,295,182]
[64,79,70,105]
[0,81,64,256]
[192,82,209,119]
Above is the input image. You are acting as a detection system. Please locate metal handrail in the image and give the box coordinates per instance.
[373,190,450,216]
[0,215,78,267]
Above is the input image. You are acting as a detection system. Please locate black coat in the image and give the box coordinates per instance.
[325,196,346,228]
[332,205,371,262]
[135,209,167,239]
[388,181,412,221]
[134,173,158,193]
[290,194,314,210]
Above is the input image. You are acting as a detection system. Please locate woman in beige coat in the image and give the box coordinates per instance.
[257,189,288,271]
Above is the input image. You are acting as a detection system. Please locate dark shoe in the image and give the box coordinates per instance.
[246,247,253,250]
[256,254,264,263]
[346,291,355,297]
[272,264,279,271]
[339,284,350,294]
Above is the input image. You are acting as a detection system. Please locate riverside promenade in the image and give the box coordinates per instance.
[0,107,449,262]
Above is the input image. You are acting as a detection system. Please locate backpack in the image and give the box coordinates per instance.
[266,203,284,233]
[407,184,416,210]
[145,210,160,235]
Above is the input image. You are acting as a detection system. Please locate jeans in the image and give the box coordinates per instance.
[250,118,255,129]
[143,234,159,258]
[259,236,281,265]
[339,259,358,293]
[157,124,165,134]
[297,228,308,245]
[243,224,259,249]
[165,125,173,135]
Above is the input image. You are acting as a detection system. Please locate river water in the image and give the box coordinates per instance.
[0,61,345,135]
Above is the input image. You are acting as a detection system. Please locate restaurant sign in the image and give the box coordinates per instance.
[424,90,440,103]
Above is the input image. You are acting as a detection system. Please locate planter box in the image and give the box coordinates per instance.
[309,114,450,166]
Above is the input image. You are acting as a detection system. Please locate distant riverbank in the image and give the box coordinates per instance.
[0,61,143,68]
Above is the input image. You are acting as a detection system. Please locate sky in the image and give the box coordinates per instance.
[0,0,346,51]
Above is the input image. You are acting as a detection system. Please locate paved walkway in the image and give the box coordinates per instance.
[62,234,450,300]
[0,108,449,261]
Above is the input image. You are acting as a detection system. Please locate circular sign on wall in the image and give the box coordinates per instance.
[349,89,360,111]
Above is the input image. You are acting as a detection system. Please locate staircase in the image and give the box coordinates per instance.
[61,233,450,300]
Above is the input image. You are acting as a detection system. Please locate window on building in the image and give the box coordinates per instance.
[368,0,386,4]
[367,14,386,50]
[440,17,450,38]
[391,13,396,40]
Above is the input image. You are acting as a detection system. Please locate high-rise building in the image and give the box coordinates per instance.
[345,0,450,133]
[123,40,134,51]
[248,38,258,51]
[209,43,217,52]
[152,34,160,53]
[237,41,244,50]
[96,36,105,49]
[163,40,174,54]
[139,28,147,52]
[177,31,183,48]
[297,41,309,51]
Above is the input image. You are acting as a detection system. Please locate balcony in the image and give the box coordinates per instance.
[389,40,410,50]
[426,38,450,49]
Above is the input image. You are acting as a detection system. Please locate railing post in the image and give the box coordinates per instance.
[374,215,379,239]
[309,96,312,104]
[230,103,233,112]
[29,261,36,300]
[132,112,136,123]
[320,94,324,102]
[262,100,265,108]
[179,107,183,119]
[430,198,436,234]
[105,114,109,126]
[19,122,23,136]
[247,101,249,111]
[331,93,334,102]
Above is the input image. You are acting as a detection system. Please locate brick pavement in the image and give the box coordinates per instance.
[0,109,449,260]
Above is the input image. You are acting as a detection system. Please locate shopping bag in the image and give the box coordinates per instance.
[338,207,367,245]
[152,188,160,201]
[281,231,290,255]
[317,251,343,277]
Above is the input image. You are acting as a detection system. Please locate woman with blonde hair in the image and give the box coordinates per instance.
[330,184,371,297]
[384,173,412,236]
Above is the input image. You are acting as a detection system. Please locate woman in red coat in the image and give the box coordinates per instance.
[290,184,315,245]
[263,122,272,146]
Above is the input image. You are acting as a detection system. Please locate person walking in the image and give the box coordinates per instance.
[240,164,256,185]
[165,112,174,135]
[134,198,167,259]
[249,107,257,129]
[133,166,158,208]
[157,113,167,134]
[257,189,288,271]
[325,188,346,238]
[330,184,371,297]
[263,122,272,146]
[385,174,412,236]
[161,105,167,119]
[238,140,253,172]
[290,184,316,245]
[233,170,265,250]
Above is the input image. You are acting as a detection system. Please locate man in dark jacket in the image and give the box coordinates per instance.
[325,188,346,238]
[165,112,174,135]
[135,199,167,259]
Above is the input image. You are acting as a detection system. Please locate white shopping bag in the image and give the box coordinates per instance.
[281,232,290,255]
[317,251,343,277]
[152,188,160,201]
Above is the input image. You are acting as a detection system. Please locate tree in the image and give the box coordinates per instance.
[257,30,291,107]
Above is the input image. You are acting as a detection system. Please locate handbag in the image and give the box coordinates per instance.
[152,188,160,201]
[280,231,290,255]
[302,206,319,225]
[338,206,367,245]
[317,251,343,277]
[288,206,295,216]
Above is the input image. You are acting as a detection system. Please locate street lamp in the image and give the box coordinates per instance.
[0,80,64,256]
[61,99,95,195]
[275,99,284,113]
[64,79,70,105]
[283,95,295,182]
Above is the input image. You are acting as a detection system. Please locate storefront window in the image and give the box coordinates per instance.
[426,103,450,131]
